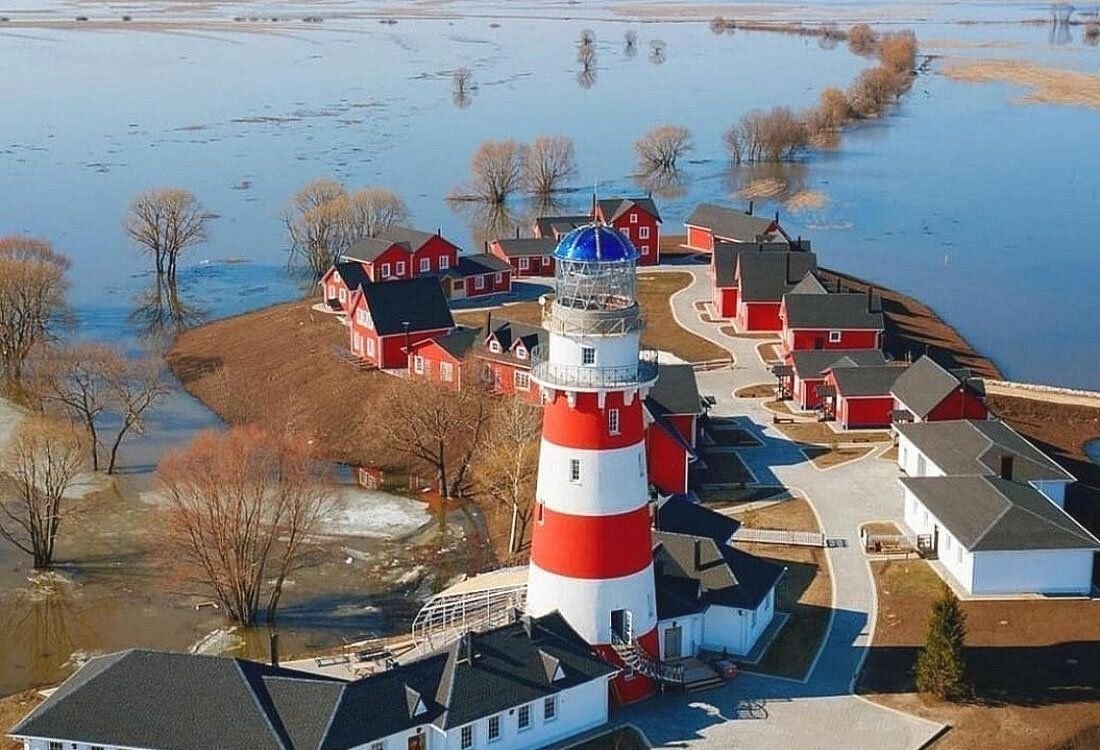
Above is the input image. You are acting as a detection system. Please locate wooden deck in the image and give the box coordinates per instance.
[668,657,724,692]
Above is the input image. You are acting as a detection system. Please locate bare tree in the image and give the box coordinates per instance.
[0,236,70,392]
[103,355,171,475]
[624,29,638,56]
[577,42,598,89]
[474,398,541,557]
[452,67,474,109]
[649,39,667,64]
[123,188,208,282]
[524,136,576,196]
[878,30,918,74]
[579,28,596,47]
[285,179,351,278]
[0,418,85,569]
[848,67,902,117]
[345,187,409,239]
[635,125,692,172]
[450,140,527,205]
[154,425,337,625]
[129,276,206,346]
[817,87,853,129]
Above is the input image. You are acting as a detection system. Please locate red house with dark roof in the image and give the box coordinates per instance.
[593,198,662,265]
[779,289,885,354]
[488,237,557,278]
[644,364,703,495]
[776,349,889,411]
[346,277,455,369]
[319,260,370,315]
[819,364,907,429]
[890,355,988,423]
[406,326,483,389]
[733,250,819,332]
[684,203,789,253]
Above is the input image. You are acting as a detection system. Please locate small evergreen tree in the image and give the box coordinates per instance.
[915,584,969,700]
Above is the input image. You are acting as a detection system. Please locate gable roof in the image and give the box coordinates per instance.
[647,364,702,416]
[829,365,907,397]
[535,215,589,239]
[358,277,455,336]
[482,318,546,366]
[491,237,557,258]
[449,253,512,276]
[685,203,786,243]
[788,272,828,295]
[376,226,441,251]
[900,475,1099,552]
[413,326,483,361]
[711,241,791,288]
[654,495,740,544]
[891,356,984,418]
[789,349,889,380]
[345,236,399,263]
[781,292,884,330]
[737,251,818,302]
[596,197,662,224]
[895,420,1074,483]
[326,261,370,293]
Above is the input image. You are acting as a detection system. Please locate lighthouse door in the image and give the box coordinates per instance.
[611,609,633,642]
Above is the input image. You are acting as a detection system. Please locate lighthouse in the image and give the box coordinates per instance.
[526,222,661,705]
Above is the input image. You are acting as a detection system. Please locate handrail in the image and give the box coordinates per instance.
[530,345,659,389]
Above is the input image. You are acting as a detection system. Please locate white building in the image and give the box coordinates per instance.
[10,614,615,750]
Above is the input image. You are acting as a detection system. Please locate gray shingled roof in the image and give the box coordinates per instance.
[685,203,785,243]
[491,237,556,257]
[830,365,907,397]
[891,356,983,418]
[360,277,455,336]
[895,420,1074,483]
[654,495,739,544]
[900,476,1099,552]
[711,241,790,288]
[789,349,888,379]
[781,292,884,330]
[535,215,588,238]
[597,197,662,223]
[481,319,546,367]
[421,326,483,360]
[788,272,827,295]
[737,251,818,302]
[346,236,399,262]
[377,226,441,250]
[449,253,512,276]
[647,363,701,416]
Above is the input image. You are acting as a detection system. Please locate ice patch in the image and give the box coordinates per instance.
[322,487,432,539]
[190,627,243,655]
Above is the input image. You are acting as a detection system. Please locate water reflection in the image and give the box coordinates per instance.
[129,277,206,349]
[634,163,687,199]
[0,579,83,690]
[447,199,522,249]
[650,39,667,65]
[727,162,811,202]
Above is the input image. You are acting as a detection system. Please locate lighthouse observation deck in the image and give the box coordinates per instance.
[530,344,659,390]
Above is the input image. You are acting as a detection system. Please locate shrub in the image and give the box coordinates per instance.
[847,23,877,55]
[879,30,918,74]
[848,67,902,117]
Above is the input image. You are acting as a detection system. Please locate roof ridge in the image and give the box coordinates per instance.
[968,476,1015,548]
[316,683,348,750]
[996,479,1100,544]
[234,659,291,750]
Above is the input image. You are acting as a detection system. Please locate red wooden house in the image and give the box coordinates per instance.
[478,318,545,403]
[346,277,455,369]
[644,364,703,496]
[890,356,988,423]
[710,241,806,320]
[734,251,819,332]
[819,365,907,429]
[776,349,889,411]
[319,261,370,315]
[779,289,885,354]
[488,237,557,278]
[441,254,513,299]
[346,227,459,282]
[406,326,483,389]
[534,215,589,240]
[593,198,662,265]
[684,202,789,253]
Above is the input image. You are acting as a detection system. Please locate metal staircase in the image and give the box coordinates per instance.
[610,634,685,685]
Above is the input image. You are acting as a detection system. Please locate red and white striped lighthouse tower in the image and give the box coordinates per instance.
[526,223,660,705]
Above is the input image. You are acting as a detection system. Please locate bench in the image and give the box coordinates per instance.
[772,415,795,425]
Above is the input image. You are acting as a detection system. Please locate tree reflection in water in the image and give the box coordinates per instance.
[129,276,206,349]
[634,163,688,200]
[0,576,85,690]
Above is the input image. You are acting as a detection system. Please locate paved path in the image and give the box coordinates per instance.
[619,265,944,750]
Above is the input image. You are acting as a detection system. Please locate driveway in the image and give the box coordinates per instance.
[618,265,944,749]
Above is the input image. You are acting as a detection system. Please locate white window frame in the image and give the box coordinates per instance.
[413,355,425,374]
[494,272,503,284]
[581,346,596,366]
[475,275,486,290]
[366,338,376,357]
[569,458,581,484]
[339,288,347,303]
[489,340,502,354]
[608,408,620,435]
[461,724,474,750]
[640,244,650,255]
[515,346,527,360]
[381,262,391,278]
[396,260,405,276]
[514,370,530,391]
[544,696,558,721]
[519,257,530,270]
[630,213,638,224]
[517,704,531,731]
[441,361,454,382]
[488,714,502,742]
[638,225,650,239]
[542,257,551,266]
[370,742,384,750]
[828,330,842,343]
[420,257,431,273]
[439,255,450,270]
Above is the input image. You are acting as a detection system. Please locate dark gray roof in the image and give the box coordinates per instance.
[491,237,556,257]
[710,241,790,288]
[596,197,662,223]
[830,365,907,397]
[654,495,739,544]
[781,292,884,330]
[346,236,398,262]
[895,420,1074,483]
[737,251,818,302]
[685,203,786,243]
[891,356,984,418]
[419,326,483,360]
[788,272,828,295]
[535,215,588,238]
[648,363,702,416]
[481,319,546,367]
[449,253,512,276]
[376,226,440,250]
[10,650,342,750]
[900,476,1099,552]
[360,277,455,336]
[789,349,888,380]
[328,261,370,293]
[654,531,785,616]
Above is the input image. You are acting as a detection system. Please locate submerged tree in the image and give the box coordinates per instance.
[155,425,338,626]
[452,67,475,109]
[450,140,527,206]
[649,39,667,64]
[623,29,638,56]
[0,236,71,393]
[123,188,208,282]
[635,125,692,172]
[915,585,969,701]
[0,418,86,569]
[524,135,576,197]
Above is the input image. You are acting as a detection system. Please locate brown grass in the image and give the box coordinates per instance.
[863,520,901,536]
[803,445,874,468]
[734,383,775,398]
[1,691,42,749]
[756,341,782,363]
[736,497,819,533]
[774,421,891,445]
[861,560,1100,750]
[943,58,1100,109]
[879,445,899,462]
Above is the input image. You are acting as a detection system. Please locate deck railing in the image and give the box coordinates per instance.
[530,346,659,389]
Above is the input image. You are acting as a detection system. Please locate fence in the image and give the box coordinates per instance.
[732,528,825,547]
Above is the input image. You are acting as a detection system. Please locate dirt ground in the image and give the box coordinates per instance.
[860,560,1100,750]
[734,383,775,398]
[803,444,875,469]
[773,421,892,445]
[0,692,42,750]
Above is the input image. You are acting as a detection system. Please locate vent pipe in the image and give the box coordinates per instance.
[269,631,280,668]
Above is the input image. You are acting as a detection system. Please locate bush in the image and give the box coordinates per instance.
[817,87,852,129]
[879,30,918,74]
[914,585,969,701]
[848,67,902,117]
[847,23,877,54]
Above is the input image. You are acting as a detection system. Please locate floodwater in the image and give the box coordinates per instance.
[1,0,1099,695]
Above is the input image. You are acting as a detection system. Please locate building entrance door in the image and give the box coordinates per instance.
[611,609,633,642]
[407,733,425,750]
[663,625,682,659]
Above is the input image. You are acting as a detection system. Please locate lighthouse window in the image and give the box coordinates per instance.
[569,458,582,483]
[608,409,620,435]
[537,502,545,524]
[581,346,596,366]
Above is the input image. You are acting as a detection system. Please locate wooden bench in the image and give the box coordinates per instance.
[772,415,795,425]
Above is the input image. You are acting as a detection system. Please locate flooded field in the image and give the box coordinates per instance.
[0,0,1098,696]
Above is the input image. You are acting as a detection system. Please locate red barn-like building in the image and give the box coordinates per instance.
[406,326,483,389]
[780,290,885,354]
[684,203,789,253]
[488,237,557,278]
[819,365,907,429]
[644,364,703,496]
[347,227,459,282]
[319,260,370,315]
[776,349,889,411]
[346,277,455,369]
[734,251,819,332]
[890,356,988,423]
[593,198,662,266]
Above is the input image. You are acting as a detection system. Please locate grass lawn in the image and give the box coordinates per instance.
[456,271,730,363]
[733,497,819,533]
[734,383,775,398]
[860,559,1100,750]
[756,341,782,363]
[774,421,892,445]
[802,445,874,469]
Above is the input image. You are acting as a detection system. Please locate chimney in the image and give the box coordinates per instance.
[515,226,520,239]
[785,252,792,283]
[835,276,842,293]
[437,226,442,236]
[1000,454,1014,481]
[866,286,875,313]
[693,538,704,571]
[747,200,754,215]
[269,631,280,668]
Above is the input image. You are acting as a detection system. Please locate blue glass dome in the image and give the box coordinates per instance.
[553,224,639,263]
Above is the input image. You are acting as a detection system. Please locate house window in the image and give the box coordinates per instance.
[366,338,376,357]
[381,263,391,278]
[516,346,527,360]
[945,535,952,551]
[542,257,550,266]
[441,362,454,382]
[396,261,406,276]
[640,244,650,255]
[544,696,557,721]
[489,340,502,354]
[352,333,362,353]
[569,458,581,484]
[339,288,347,303]
[917,456,927,476]
[630,213,638,224]
[370,743,384,750]
[517,704,531,730]
[475,276,486,290]
[608,408,620,435]
[488,714,501,742]
[439,256,450,270]
[957,546,963,563]
[420,257,431,273]
[581,346,596,366]
[48,744,62,750]
[413,355,425,374]
[494,272,503,284]
[638,225,650,239]
[515,371,531,391]
[461,725,474,750]
[828,330,842,343]
[519,257,530,270]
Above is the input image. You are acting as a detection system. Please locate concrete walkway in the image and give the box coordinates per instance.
[619,264,944,750]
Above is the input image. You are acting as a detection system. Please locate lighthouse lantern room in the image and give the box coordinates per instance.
[526,223,662,705]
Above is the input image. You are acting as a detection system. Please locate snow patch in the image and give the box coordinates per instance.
[321,488,432,539]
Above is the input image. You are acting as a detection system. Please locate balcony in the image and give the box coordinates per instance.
[530,346,659,390]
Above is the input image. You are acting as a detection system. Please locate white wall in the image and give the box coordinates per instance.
[548,331,641,370]
[536,440,647,516]
[698,589,775,657]
[902,488,974,592]
[656,614,704,659]
[971,549,1096,595]
[1031,479,1069,509]
[352,725,441,750]
[526,562,657,645]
